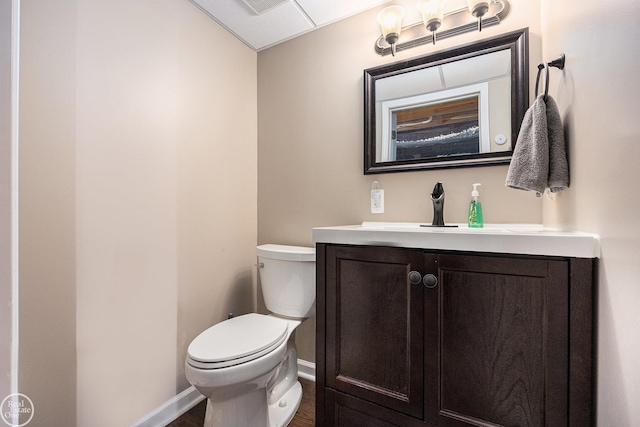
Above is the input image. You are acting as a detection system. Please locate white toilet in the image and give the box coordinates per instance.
[185,244,315,427]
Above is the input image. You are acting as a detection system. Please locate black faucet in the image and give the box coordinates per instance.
[431,181,445,226]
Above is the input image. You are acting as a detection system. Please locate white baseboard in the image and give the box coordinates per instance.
[297,358,316,382]
[129,359,315,427]
[129,386,205,427]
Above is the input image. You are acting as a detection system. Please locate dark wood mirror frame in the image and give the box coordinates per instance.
[364,28,529,174]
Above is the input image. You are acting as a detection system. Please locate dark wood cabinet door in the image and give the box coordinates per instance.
[325,245,425,419]
[324,389,427,427]
[424,253,569,427]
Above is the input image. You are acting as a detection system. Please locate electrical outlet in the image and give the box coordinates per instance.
[371,189,384,213]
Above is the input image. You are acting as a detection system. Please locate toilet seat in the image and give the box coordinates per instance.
[187,313,289,369]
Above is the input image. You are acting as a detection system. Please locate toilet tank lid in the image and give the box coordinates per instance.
[257,244,315,261]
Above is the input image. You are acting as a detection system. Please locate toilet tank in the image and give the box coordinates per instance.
[257,244,315,318]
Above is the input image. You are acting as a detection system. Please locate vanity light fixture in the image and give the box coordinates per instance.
[375,0,510,56]
[376,5,406,56]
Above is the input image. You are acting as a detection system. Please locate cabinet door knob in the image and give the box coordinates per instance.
[408,270,422,285]
[423,274,438,288]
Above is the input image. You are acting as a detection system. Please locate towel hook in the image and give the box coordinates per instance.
[548,54,566,70]
[535,54,565,101]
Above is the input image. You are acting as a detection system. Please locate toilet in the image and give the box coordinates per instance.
[185,244,315,427]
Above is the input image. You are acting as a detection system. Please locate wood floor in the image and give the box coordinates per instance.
[166,377,315,427]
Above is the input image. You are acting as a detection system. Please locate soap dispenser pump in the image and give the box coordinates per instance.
[468,183,484,228]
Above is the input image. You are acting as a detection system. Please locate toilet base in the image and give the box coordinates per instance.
[268,381,302,427]
[200,380,302,427]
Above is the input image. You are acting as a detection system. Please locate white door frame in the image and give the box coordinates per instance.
[0,0,20,400]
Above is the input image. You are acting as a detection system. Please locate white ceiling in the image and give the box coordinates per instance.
[189,0,393,51]
[189,0,471,52]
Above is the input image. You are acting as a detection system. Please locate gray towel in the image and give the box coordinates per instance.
[545,96,569,193]
[506,94,569,195]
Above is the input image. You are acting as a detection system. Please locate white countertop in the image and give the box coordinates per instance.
[312,222,600,258]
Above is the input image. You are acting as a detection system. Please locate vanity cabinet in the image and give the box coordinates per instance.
[315,244,594,427]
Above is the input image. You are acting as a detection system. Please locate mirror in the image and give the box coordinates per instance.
[364,28,528,174]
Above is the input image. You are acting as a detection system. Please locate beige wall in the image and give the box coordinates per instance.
[257,1,543,362]
[19,0,256,425]
[19,1,77,425]
[540,0,640,424]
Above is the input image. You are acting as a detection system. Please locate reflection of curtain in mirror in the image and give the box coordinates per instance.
[393,96,480,160]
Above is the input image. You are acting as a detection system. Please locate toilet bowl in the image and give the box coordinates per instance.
[185,244,315,427]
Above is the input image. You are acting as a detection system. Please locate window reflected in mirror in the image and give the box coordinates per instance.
[382,85,488,161]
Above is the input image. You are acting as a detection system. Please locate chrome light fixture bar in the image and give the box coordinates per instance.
[375,0,510,56]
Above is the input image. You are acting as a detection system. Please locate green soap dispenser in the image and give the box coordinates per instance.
[468,183,484,228]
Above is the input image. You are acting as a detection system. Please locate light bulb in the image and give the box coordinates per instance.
[417,0,446,44]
